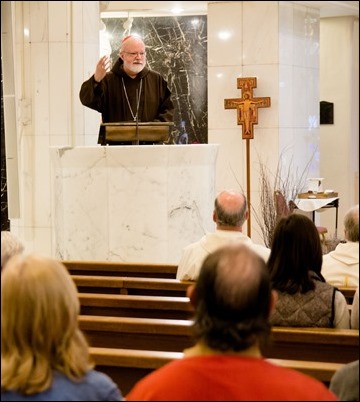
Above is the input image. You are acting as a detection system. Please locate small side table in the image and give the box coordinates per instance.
[294,193,339,237]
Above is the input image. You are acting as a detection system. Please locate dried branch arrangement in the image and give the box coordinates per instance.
[251,151,313,248]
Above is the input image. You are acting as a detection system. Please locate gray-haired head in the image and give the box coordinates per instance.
[1,231,25,270]
[214,190,247,228]
[344,204,359,242]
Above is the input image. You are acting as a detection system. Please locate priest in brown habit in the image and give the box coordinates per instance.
[79,35,174,144]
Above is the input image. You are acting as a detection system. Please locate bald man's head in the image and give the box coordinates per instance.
[214,190,247,228]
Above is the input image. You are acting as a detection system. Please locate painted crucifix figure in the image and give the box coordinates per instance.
[224,77,270,139]
[224,77,271,236]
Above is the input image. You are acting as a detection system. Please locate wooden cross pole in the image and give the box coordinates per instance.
[224,77,271,237]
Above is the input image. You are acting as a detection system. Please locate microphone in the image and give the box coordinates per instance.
[135,88,139,145]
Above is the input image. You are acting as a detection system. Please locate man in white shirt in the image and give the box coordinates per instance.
[176,190,270,281]
[322,204,359,287]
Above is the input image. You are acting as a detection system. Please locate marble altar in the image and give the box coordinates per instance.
[50,144,219,263]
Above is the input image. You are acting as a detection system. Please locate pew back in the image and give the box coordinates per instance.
[337,286,357,305]
[64,260,178,279]
[79,293,195,319]
[263,326,359,364]
[89,347,345,394]
[80,316,359,363]
[73,275,192,296]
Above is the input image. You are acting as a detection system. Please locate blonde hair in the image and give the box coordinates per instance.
[1,253,94,395]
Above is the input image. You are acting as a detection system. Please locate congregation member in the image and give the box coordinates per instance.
[267,214,350,328]
[1,253,122,401]
[1,230,25,271]
[176,190,270,281]
[127,244,337,400]
[329,359,359,401]
[322,204,359,287]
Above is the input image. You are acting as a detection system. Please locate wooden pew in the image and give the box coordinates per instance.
[80,316,194,352]
[90,347,182,394]
[72,275,193,297]
[79,293,195,320]
[337,286,357,305]
[64,260,178,279]
[263,326,359,364]
[79,316,359,363]
[89,347,345,394]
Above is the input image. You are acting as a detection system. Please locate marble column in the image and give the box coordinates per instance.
[9,1,100,252]
[207,1,321,241]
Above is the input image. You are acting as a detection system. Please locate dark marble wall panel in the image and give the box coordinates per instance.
[103,15,208,144]
[1,65,10,231]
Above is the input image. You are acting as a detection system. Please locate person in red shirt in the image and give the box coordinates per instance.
[126,243,338,401]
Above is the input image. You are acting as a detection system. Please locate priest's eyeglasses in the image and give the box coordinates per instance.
[123,52,146,57]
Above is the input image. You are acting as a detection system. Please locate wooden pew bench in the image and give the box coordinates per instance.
[72,275,193,297]
[80,316,194,352]
[90,347,183,394]
[337,286,357,305]
[263,326,359,364]
[79,316,359,363]
[89,347,345,394]
[79,293,195,320]
[64,260,178,279]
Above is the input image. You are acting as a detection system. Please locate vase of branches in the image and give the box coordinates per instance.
[251,152,313,248]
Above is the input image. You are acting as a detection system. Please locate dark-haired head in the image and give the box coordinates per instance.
[267,214,323,294]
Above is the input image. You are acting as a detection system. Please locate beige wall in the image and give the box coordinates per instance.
[320,16,359,238]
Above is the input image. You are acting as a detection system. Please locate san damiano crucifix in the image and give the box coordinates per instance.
[224,77,271,236]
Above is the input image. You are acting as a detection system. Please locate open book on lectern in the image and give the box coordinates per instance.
[98,122,174,145]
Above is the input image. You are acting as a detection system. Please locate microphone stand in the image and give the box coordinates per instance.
[135,89,139,145]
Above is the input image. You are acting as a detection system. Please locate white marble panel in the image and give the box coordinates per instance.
[293,66,317,128]
[243,2,279,65]
[50,145,219,263]
[279,65,294,128]
[208,66,243,129]
[304,67,320,128]
[293,4,308,68]
[29,2,48,43]
[31,43,50,136]
[209,128,245,192]
[50,134,72,148]
[71,1,85,43]
[20,135,51,228]
[49,42,70,137]
[207,2,243,67]
[82,2,100,45]
[279,2,295,66]
[306,9,320,69]
[48,2,68,42]
[51,146,109,260]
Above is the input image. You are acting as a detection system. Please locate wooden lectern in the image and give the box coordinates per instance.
[99,122,174,145]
